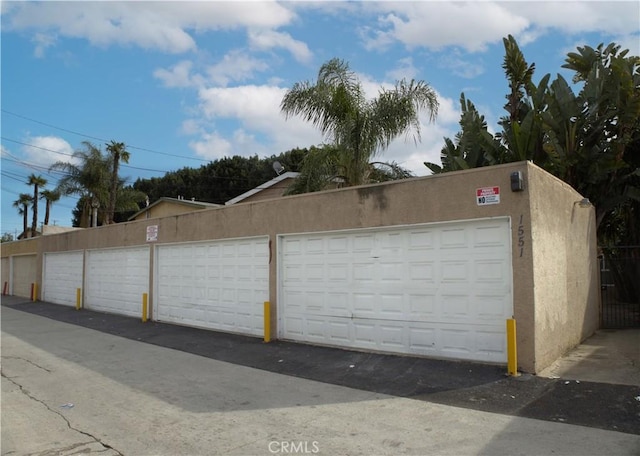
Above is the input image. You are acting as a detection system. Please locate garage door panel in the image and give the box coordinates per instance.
[327,321,350,342]
[279,219,512,363]
[409,327,437,352]
[379,325,405,349]
[474,224,506,245]
[43,251,84,307]
[156,237,268,336]
[409,230,435,249]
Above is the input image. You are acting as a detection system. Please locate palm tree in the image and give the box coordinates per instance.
[27,174,47,237]
[105,140,130,224]
[40,189,61,226]
[13,193,32,238]
[280,58,438,192]
[50,141,111,227]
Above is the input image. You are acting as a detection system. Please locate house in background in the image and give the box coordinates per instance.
[225,172,299,205]
[18,225,83,239]
[128,197,221,221]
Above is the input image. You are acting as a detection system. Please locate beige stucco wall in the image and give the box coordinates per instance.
[528,169,600,372]
[0,162,599,373]
[11,254,38,298]
[1,238,39,257]
[1,257,9,292]
[1,238,40,297]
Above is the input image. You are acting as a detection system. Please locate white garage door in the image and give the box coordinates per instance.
[85,246,149,317]
[279,218,513,363]
[155,237,269,336]
[43,251,84,307]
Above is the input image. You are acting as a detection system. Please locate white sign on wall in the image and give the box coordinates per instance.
[476,187,500,205]
[146,225,158,242]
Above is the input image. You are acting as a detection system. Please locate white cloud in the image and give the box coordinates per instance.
[155,51,273,90]
[181,119,204,136]
[21,136,74,168]
[248,29,313,63]
[194,84,324,154]
[385,57,419,81]
[502,2,640,36]
[361,1,639,54]
[189,131,233,161]
[363,2,529,53]
[613,33,640,56]
[32,33,57,58]
[206,51,270,87]
[154,60,205,88]
[438,53,485,79]
[4,2,296,54]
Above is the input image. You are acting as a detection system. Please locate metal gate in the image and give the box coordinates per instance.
[599,246,640,328]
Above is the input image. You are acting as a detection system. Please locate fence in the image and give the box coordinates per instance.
[599,246,640,328]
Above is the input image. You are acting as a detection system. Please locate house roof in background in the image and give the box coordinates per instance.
[225,171,299,205]
[128,197,221,221]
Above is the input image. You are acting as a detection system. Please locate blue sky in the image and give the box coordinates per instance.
[2,1,639,236]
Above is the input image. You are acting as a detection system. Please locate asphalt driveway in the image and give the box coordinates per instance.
[3,296,640,436]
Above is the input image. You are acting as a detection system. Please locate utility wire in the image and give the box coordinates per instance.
[1,108,210,163]
[2,137,172,174]
[2,137,260,184]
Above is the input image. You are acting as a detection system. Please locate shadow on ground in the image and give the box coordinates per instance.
[3,299,640,435]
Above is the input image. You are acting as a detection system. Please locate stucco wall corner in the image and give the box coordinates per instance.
[527,162,600,373]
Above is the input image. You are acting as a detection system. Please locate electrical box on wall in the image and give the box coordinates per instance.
[510,171,524,192]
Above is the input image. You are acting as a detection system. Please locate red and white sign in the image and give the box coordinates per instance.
[476,186,500,205]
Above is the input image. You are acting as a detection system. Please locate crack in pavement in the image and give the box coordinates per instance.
[26,440,98,456]
[1,371,124,456]
[2,356,53,373]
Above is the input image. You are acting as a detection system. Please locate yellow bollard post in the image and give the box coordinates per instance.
[76,288,82,310]
[506,318,519,376]
[264,301,271,343]
[142,293,148,323]
[31,283,38,302]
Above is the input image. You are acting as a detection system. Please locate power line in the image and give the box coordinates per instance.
[2,137,172,174]
[2,137,260,185]
[1,155,67,180]
[1,108,210,163]
[1,171,32,183]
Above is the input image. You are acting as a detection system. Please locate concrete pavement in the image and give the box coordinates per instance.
[2,299,640,455]
[538,329,640,386]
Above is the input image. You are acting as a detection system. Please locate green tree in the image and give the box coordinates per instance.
[425,94,503,173]
[560,43,640,233]
[27,174,47,237]
[50,141,112,227]
[13,193,32,237]
[40,189,61,226]
[1,233,14,243]
[428,37,640,244]
[105,140,131,224]
[281,58,438,192]
[132,148,307,206]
